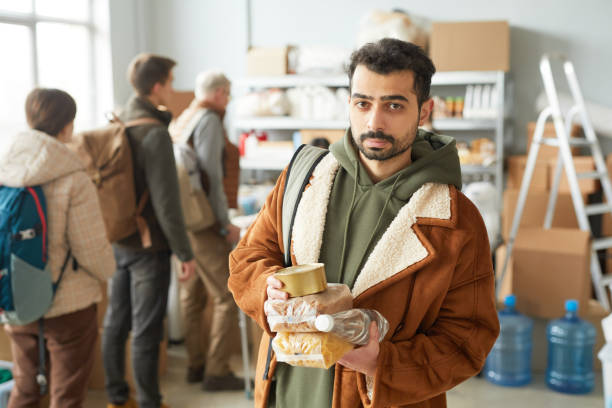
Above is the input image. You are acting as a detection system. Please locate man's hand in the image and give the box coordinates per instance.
[337,322,380,377]
[225,223,241,245]
[265,275,288,307]
[178,259,196,282]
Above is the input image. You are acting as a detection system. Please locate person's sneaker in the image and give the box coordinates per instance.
[202,373,245,391]
[186,364,205,383]
[107,397,138,408]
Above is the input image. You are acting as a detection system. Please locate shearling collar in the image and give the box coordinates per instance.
[291,153,457,299]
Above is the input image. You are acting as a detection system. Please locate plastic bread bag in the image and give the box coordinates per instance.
[272,332,354,369]
[264,283,352,332]
[314,309,389,345]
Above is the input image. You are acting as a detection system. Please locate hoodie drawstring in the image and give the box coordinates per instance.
[337,161,401,284]
[337,160,359,283]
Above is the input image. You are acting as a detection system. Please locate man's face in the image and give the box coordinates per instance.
[157,70,175,106]
[215,85,231,110]
[349,65,429,162]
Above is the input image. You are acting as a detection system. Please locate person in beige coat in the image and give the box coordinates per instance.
[0,88,115,408]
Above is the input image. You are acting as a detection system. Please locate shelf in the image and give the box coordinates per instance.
[234,71,504,89]
[233,75,348,88]
[241,159,497,174]
[461,164,496,175]
[432,118,498,131]
[240,157,289,171]
[431,71,503,85]
[234,117,348,130]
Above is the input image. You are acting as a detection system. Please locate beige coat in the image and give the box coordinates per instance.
[0,129,115,318]
[229,153,499,408]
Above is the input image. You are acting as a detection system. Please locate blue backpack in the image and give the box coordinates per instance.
[0,185,73,394]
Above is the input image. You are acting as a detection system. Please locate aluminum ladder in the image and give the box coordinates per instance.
[498,54,612,310]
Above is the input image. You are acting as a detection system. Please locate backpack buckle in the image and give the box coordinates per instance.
[18,229,37,240]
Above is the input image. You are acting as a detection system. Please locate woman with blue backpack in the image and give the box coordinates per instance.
[0,88,115,407]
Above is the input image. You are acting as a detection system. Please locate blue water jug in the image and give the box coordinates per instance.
[484,294,533,386]
[546,299,596,394]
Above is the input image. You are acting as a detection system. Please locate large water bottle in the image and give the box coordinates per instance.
[484,294,533,386]
[546,299,596,394]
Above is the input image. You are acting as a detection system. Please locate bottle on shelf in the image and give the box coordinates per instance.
[546,299,596,394]
[314,309,389,346]
[484,294,533,386]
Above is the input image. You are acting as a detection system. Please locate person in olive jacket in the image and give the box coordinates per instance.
[103,53,195,408]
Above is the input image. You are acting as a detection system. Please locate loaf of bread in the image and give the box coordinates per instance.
[265,283,353,332]
[272,332,354,369]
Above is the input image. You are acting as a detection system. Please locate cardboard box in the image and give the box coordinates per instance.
[513,228,590,319]
[506,155,548,192]
[0,326,12,362]
[247,46,290,76]
[530,299,607,372]
[547,156,598,194]
[502,189,581,240]
[298,129,345,146]
[527,122,582,159]
[430,21,509,72]
[165,90,195,118]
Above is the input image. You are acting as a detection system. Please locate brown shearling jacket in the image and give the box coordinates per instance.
[228,153,500,408]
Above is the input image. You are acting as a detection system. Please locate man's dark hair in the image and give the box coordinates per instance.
[25,88,77,137]
[127,53,176,96]
[348,38,436,106]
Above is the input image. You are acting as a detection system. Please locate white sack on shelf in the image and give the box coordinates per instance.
[536,91,612,138]
[286,86,346,120]
[294,46,351,75]
[357,10,428,49]
[235,89,290,117]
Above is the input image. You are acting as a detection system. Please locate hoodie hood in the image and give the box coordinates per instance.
[330,128,462,201]
[0,129,84,187]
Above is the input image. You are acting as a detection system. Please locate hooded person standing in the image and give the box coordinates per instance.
[0,88,116,408]
[228,38,500,408]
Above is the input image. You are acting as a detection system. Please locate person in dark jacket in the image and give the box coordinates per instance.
[103,53,195,408]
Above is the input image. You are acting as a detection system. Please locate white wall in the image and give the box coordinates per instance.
[109,0,612,152]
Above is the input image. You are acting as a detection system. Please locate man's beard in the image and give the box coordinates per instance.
[354,130,414,161]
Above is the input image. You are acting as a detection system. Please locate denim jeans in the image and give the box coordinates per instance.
[102,247,170,408]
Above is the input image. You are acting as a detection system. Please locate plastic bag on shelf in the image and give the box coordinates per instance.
[265,283,353,332]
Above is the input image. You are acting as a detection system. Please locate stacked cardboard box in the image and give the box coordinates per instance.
[498,121,603,324]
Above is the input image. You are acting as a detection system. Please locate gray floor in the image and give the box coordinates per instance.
[85,345,605,407]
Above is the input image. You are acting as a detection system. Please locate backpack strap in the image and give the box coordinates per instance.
[38,248,76,395]
[261,145,330,382]
[119,116,162,249]
[281,145,329,268]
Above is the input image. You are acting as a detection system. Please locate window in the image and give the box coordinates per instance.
[0,0,113,135]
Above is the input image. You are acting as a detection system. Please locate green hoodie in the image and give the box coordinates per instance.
[272,128,462,408]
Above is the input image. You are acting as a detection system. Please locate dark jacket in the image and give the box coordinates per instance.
[116,95,193,261]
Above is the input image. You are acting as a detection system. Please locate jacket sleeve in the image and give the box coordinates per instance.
[192,114,230,227]
[228,169,288,334]
[143,128,194,262]
[66,172,116,281]
[361,213,500,407]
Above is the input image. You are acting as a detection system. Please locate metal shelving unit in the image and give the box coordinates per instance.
[233,71,510,243]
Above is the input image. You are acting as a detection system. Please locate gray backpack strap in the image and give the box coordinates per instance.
[281,144,329,267]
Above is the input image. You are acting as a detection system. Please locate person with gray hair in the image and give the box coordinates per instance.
[169,69,243,391]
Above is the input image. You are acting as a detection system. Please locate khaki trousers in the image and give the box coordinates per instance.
[180,226,236,376]
[6,304,97,408]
